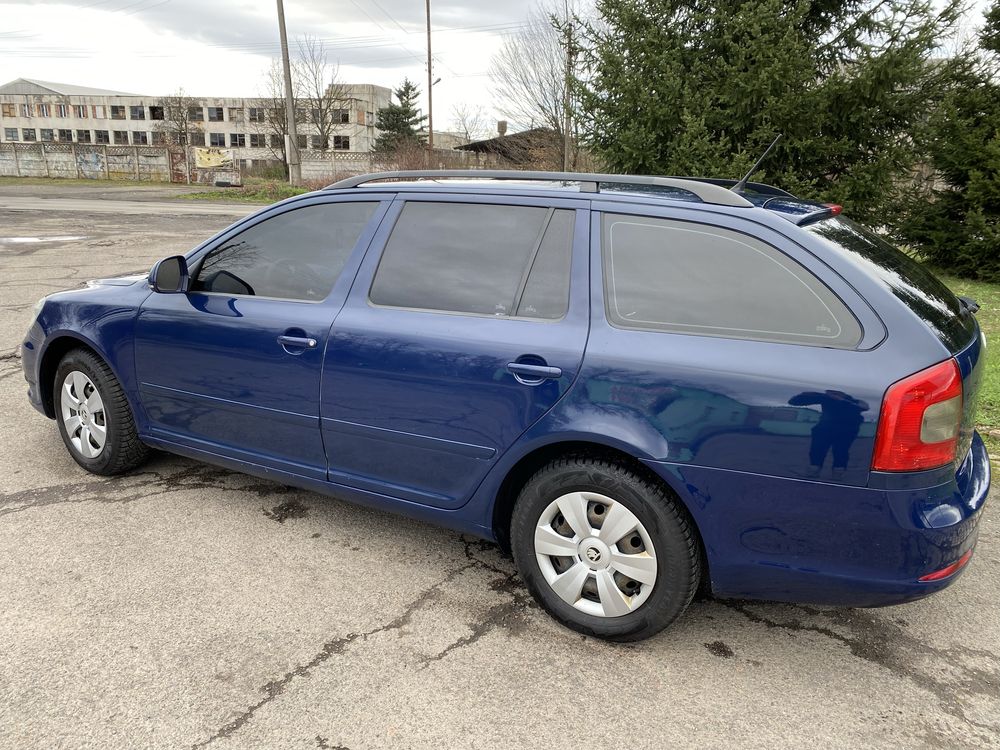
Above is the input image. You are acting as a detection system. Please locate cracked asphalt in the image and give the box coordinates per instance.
[1,185,998,749]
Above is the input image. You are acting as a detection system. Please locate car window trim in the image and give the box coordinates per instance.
[365,198,578,322]
[595,208,868,350]
[186,196,390,305]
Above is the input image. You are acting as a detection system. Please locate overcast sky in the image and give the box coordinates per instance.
[0,0,993,136]
[0,0,547,134]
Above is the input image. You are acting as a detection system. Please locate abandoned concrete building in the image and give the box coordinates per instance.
[0,78,393,164]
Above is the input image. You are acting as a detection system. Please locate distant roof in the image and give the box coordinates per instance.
[0,78,143,97]
[456,127,561,163]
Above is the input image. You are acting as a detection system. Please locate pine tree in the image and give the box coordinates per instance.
[578,0,964,225]
[373,78,428,153]
[900,2,1000,279]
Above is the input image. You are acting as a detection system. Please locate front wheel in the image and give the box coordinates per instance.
[510,457,701,641]
[55,349,150,475]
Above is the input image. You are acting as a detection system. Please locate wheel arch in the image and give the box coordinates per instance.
[38,333,116,418]
[489,439,710,591]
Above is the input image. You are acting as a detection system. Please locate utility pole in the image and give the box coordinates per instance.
[276,0,301,185]
[425,0,434,151]
[561,0,573,172]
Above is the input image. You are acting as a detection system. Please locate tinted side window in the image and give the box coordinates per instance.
[603,214,861,348]
[369,202,573,319]
[192,202,378,301]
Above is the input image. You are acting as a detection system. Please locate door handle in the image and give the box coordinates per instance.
[507,362,562,383]
[277,335,318,350]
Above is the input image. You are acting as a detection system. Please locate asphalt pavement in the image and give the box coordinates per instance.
[0,185,998,749]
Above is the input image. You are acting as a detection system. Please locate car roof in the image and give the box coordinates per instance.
[321,170,838,225]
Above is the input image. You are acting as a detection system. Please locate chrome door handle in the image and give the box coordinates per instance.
[507,362,562,382]
[277,335,318,349]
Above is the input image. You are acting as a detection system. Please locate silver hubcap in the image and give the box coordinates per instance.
[534,491,657,618]
[60,370,107,459]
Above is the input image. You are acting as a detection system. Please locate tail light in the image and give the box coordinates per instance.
[872,359,963,472]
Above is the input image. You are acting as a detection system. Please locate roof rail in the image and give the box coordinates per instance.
[682,177,795,198]
[324,170,754,208]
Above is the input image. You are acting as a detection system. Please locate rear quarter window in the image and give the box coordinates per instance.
[602,214,862,348]
[806,217,975,353]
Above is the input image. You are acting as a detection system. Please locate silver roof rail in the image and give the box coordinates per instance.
[325,169,754,208]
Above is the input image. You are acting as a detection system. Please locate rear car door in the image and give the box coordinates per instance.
[321,194,591,508]
[134,196,388,480]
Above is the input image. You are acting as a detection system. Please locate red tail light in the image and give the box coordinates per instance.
[918,549,973,582]
[872,359,963,472]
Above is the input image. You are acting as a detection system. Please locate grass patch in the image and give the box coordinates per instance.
[940,275,1000,456]
[180,178,313,204]
[0,176,174,187]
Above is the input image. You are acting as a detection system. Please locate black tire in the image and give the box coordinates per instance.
[54,348,150,475]
[510,457,701,641]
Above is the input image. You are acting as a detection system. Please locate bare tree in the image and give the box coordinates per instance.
[251,60,299,167]
[489,0,587,134]
[450,103,492,142]
[297,35,350,150]
[154,88,203,147]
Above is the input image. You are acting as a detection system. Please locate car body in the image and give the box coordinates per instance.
[22,170,989,639]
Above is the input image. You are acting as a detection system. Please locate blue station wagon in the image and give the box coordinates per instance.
[22,170,990,641]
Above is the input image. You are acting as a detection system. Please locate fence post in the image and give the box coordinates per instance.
[133,146,140,181]
[71,144,81,179]
[103,145,110,179]
[41,144,51,178]
[12,144,19,176]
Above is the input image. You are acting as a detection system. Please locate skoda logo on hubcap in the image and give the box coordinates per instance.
[586,547,602,563]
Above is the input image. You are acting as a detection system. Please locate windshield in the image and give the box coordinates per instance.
[806,217,976,352]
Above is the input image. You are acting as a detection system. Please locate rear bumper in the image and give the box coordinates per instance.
[644,431,990,607]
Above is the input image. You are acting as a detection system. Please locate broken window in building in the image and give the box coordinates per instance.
[4,128,18,141]
[333,109,350,124]
[366,111,374,126]
[113,130,128,144]
[333,135,350,150]
[228,108,244,122]
[74,105,88,118]
[95,130,110,144]
[207,107,224,122]
[111,105,126,120]
[130,106,145,120]
[1,103,14,117]
[92,105,105,119]
[151,131,166,145]
[249,108,265,123]
[149,106,164,120]
[37,104,51,117]
[40,129,54,142]
[58,129,73,141]
[209,132,225,146]
[269,134,282,148]
[296,134,307,149]
[22,128,36,141]
[77,130,91,143]
[20,104,31,117]
[188,106,204,121]
[56,104,69,118]
[249,134,266,147]
[295,108,307,123]
[188,131,205,146]
[132,131,148,145]
[230,133,246,147]
[311,135,327,149]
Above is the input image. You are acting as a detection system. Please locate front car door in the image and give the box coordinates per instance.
[134,196,389,480]
[321,194,591,508]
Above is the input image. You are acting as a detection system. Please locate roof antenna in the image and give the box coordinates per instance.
[731,134,782,194]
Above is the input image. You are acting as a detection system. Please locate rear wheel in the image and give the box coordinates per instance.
[510,457,700,641]
[55,349,150,475]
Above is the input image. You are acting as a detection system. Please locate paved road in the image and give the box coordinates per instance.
[1,193,998,749]
[0,194,255,217]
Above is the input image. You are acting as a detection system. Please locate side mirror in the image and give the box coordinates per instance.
[149,255,190,294]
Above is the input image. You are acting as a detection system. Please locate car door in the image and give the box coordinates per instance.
[320,194,591,509]
[134,196,389,481]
